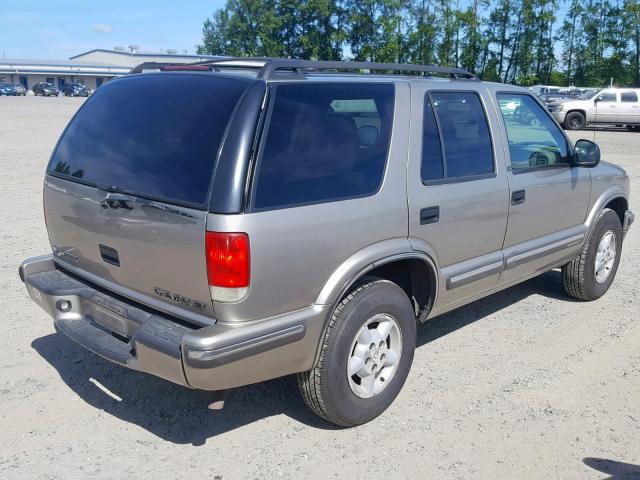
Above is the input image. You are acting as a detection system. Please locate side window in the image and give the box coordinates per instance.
[597,92,617,102]
[421,96,444,181]
[497,93,569,171]
[253,83,394,210]
[621,91,638,103]
[420,91,494,182]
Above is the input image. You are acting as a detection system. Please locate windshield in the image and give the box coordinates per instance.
[48,73,250,207]
[578,90,598,100]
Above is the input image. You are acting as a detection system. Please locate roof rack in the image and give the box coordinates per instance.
[129,58,478,80]
[128,62,212,74]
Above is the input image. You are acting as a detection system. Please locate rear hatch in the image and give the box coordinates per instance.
[44,72,251,324]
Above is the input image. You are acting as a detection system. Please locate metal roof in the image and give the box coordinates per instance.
[70,49,219,61]
[0,58,120,68]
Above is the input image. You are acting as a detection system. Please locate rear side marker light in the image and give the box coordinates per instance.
[205,232,250,302]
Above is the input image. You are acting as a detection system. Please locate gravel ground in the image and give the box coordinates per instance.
[0,96,638,480]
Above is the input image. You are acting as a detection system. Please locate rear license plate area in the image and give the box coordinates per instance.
[90,303,128,337]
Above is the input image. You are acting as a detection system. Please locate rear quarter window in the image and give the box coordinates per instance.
[48,74,249,207]
[252,83,395,210]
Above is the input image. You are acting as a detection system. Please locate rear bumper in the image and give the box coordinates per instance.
[20,255,326,390]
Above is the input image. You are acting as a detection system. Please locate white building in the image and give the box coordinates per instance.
[0,49,216,92]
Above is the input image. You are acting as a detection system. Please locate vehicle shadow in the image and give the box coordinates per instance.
[31,333,337,445]
[583,457,640,480]
[32,270,573,445]
[416,269,575,348]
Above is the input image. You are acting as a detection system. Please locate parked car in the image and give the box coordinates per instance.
[61,83,89,97]
[33,82,59,96]
[529,84,563,95]
[539,92,574,108]
[20,59,634,427]
[549,87,640,130]
[0,82,26,96]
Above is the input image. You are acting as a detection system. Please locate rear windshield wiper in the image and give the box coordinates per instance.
[100,192,196,219]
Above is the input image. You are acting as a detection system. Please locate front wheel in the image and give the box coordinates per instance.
[297,278,416,427]
[563,111,586,130]
[562,208,622,301]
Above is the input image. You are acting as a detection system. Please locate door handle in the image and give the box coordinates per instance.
[511,190,526,205]
[420,206,440,225]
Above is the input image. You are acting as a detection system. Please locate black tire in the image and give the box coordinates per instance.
[562,208,623,301]
[564,111,586,130]
[297,278,416,427]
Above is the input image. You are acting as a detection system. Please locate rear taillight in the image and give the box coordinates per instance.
[205,232,250,302]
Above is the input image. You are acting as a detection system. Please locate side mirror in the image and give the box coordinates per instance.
[574,139,600,167]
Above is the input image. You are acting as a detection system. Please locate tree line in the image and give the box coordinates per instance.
[196,0,640,87]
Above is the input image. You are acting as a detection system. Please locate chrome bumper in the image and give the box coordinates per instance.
[20,254,326,390]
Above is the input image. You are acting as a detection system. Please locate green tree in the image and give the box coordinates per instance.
[406,0,439,65]
[625,0,640,85]
[196,9,232,55]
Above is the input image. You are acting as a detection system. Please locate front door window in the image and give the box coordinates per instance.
[497,93,570,171]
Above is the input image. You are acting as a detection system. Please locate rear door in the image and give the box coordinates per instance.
[407,85,510,311]
[618,90,640,124]
[44,73,253,324]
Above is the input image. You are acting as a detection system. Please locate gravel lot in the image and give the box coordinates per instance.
[1,96,638,480]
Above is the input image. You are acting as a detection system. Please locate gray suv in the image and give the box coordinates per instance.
[20,59,634,427]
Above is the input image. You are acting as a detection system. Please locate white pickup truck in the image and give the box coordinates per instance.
[549,88,640,131]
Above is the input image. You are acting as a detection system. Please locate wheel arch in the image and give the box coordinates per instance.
[585,188,628,233]
[312,245,438,365]
[603,196,628,226]
[566,108,587,119]
[315,238,438,312]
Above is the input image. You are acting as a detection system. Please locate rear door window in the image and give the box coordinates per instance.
[48,74,249,207]
[621,91,638,103]
[253,83,394,210]
[421,91,494,182]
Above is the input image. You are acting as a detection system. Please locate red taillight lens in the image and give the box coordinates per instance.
[205,232,250,288]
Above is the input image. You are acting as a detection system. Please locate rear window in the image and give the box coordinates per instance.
[48,74,249,207]
[253,83,394,210]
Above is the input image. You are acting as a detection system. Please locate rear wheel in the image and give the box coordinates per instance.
[562,208,622,301]
[564,111,586,130]
[297,278,416,427]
